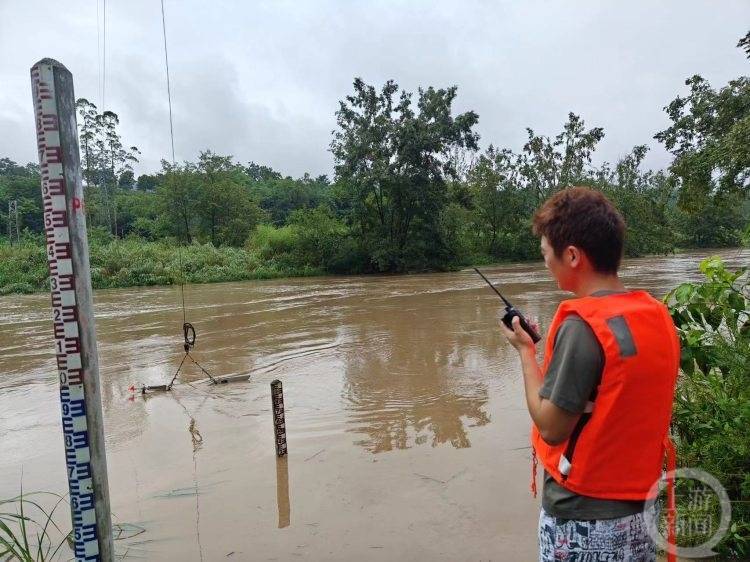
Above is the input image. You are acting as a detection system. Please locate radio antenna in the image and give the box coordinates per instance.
[473,268,512,307]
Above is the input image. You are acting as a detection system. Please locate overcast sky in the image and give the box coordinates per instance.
[1,1,748,179]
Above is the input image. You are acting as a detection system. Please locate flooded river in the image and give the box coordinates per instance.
[1,249,747,561]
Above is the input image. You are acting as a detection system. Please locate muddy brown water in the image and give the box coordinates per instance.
[1,249,747,561]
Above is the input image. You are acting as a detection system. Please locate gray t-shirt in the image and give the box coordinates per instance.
[539,291,645,520]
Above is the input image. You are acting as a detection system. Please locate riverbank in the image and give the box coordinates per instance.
[0,236,496,295]
[0,238,324,295]
[3,236,741,296]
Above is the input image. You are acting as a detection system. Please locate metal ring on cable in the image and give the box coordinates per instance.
[183,322,196,352]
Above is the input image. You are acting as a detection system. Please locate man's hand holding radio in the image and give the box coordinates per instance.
[501,315,540,352]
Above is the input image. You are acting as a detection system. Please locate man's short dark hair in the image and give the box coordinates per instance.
[532,187,625,274]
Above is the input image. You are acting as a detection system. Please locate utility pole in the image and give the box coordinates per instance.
[7,200,19,245]
[30,58,114,562]
[13,200,19,243]
[7,201,12,245]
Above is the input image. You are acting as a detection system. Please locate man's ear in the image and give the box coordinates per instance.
[565,245,581,268]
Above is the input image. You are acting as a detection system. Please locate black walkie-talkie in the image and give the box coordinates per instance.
[474,268,542,344]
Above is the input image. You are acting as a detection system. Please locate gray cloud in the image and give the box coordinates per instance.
[1,0,748,179]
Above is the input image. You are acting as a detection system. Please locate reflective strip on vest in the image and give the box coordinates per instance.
[558,454,572,476]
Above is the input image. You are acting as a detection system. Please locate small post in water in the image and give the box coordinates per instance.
[271,379,287,456]
[30,58,114,561]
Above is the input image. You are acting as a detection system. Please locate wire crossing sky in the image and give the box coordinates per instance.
[1,0,748,178]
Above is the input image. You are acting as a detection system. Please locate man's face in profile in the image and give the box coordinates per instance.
[541,236,577,293]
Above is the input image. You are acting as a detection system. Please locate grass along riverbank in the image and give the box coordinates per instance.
[0,236,323,295]
[2,233,746,297]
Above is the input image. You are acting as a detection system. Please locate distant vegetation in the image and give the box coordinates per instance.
[1,37,748,294]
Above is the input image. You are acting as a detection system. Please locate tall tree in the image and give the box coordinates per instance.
[518,112,604,204]
[738,30,750,59]
[467,146,526,257]
[331,78,479,271]
[75,100,140,236]
[655,72,750,246]
[157,161,201,244]
[76,98,99,188]
[118,170,135,190]
[595,146,676,256]
[246,161,281,182]
[196,151,263,246]
[136,173,161,191]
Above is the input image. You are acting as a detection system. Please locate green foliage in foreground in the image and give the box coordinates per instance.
[665,257,750,557]
[0,488,70,561]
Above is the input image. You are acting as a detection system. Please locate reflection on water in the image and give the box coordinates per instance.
[340,293,497,452]
[276,456,290,529]
[0,248,747,561]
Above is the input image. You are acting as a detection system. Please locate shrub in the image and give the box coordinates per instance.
[287,207,354,272]
[246,224,297,260]
[665,256,750,557]
[0,240,47,292]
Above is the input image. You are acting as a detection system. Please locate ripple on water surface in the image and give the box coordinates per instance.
[0,248,747,561]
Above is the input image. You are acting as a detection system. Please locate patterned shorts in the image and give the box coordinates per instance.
[538,507,657,561]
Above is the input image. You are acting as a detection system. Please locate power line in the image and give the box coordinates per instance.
[96,0,102,109]
[160,0,189,345]
[160,0,182,325]
[103,0,107,111]
[161,0,176,165]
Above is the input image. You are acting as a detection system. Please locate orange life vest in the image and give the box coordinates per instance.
[531,290,680,500]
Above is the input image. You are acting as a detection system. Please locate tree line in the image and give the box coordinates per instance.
[1,38,748,279]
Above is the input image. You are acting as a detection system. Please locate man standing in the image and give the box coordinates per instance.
[500,187,680,561]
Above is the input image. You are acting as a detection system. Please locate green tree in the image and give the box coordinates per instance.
[99,111,140,236]
[595,146,676,256]
[136,173,161,192]
[738,30,750,59]
[118,170,135,189]
[248,173,330,225]
[76,98,99,188]
[75,100,140,236]
[0,159,43,239]
[518,112,604,205]
[286,206,356,272]
[331,78,479,272]
[115,189,160,239]
[157,161,201,244]
[246,161,281,182]
[195,151,264,246]
[655,71,750,247]
[460,114,607,262]
[467,146,529,258]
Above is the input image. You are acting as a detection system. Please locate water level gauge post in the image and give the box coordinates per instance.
[30,58,114,562]
[271,379,287,457]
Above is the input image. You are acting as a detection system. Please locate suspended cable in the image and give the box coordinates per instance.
[102,0,107,111]
[161,0,176,166]
[160,0,186,327]
[96,0,102,110]
[150,0,220,392]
